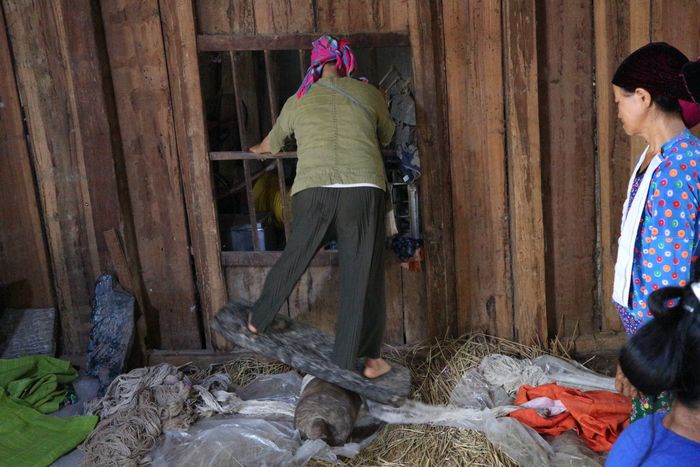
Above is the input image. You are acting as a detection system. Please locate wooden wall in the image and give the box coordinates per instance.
[1,0,699,359]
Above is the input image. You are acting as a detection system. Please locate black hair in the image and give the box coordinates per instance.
[619,266,700,409]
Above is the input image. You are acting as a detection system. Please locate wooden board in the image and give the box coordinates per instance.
[159,0,229,350]
[316,0,409,33]
[100,0,201,349]
[442,0,511,338]
[195,0,256,34]
[253,0,314,34]
[3,0,118,354]
[503,0,547,344]
[0,6,53,309]
[594,0,632,332]
[408,0,456,339]
[537,0,597,337]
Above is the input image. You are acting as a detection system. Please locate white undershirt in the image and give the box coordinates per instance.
[322,183,381,189]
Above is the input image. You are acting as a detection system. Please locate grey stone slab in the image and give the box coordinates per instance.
[0,307,56,358]
[212,300,411,406]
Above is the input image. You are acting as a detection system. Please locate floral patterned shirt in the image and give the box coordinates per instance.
[618,130,700,327]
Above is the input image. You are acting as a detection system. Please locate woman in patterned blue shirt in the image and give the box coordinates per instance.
[611,42,700,421]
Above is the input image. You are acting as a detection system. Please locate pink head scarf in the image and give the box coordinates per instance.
[295,35,366,99]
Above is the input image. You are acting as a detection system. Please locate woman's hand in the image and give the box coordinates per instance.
[615,364,640,399]
[249,134,271,159]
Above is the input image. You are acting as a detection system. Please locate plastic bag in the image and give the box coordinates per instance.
[237,371,302,403]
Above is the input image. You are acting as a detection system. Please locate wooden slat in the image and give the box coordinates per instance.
[538,0,597,337]
[629,0,652,167]
[442,0,511,337]
[264,50,292,237]
[383,256,405,344]
[147,348,274,367]
[222,250,338,267]
[197,32,410,51]
[289,266,340,333]
[316,0,409,33]
[401,266,428,343]
[230,51,262,251]
[160,0,229,349]
[224,265,290,316]
[3,0,115,353]
[100,0,201,349]
[0,5,53,309]
[195,0,256,35]
[211,151,299,160]
[503,0,547,345]
[253,0,315,34]
[408,0,456,339]
[594,0,632,332]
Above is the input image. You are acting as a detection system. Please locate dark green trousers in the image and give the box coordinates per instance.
[249,187,386,370]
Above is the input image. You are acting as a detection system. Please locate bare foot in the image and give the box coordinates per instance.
[363,358,391,379]
[247,313,258,334]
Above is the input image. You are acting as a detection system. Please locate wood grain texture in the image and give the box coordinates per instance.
[100,0,201,349]
[408,0,456,339]
[160,0,228,349]
[0,5,54,310]
[3,0,123,353]
[253,0,314,34]
[538,0,597,337]
[594,0,631,332]
[442,0,511,337]
[195,0,256,34]
[316,0,409,33]
[503,0,547,344]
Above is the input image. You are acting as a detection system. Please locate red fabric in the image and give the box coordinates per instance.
[508,383,631,452]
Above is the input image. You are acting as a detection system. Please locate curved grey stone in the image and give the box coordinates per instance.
[212,300,411,407]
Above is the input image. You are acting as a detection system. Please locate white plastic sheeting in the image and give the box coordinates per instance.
[149,355,616,466]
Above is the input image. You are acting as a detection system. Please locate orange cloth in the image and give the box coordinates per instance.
[508,383,631,452]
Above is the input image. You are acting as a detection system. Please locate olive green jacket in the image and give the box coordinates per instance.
[268,76,395,195]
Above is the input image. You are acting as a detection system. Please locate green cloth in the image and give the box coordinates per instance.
[0,391,97,467]
[0,357,98,466]
[268,76,395,195]
[631,391,674,422]
[0,356,78,413]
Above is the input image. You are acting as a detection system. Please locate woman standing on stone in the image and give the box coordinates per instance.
[247,35,395,379]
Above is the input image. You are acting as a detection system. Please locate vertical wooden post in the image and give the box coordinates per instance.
[441,0,512,337]
[159,0,229,349]
[408,0,457,338]
[230,52,262,251]
[100,0,201,349]
[503,0,548,344]
[0,5,54,310]
[538,0,597,337]
[594,0,631,332]
[264,50,292,238]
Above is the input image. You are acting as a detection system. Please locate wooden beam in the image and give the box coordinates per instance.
[253,0,314,34]
[594,0,631,332]
[100,0,201,349]
[222,251,338,267]
[442,0,511,337]
[159,0,229,350]
[147,348,276,367]
[408,0,457,339]
[538,0,597,337]
[0,5,54,309]
[503,0,547,345]
[264,50,292,238]
[315,0,410,33]
[3,0,118,353]
[197,32,410,52]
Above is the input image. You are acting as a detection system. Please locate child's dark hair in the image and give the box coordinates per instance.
[619,268,700,409]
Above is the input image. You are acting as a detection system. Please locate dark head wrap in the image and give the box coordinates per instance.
[612,42,700,127]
